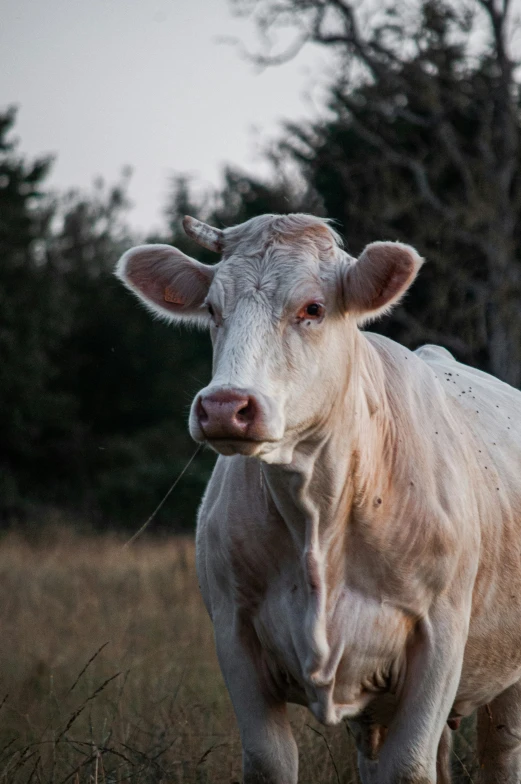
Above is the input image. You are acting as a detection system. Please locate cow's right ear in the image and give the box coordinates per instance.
[116,244,215,326]
[341,241,423,324]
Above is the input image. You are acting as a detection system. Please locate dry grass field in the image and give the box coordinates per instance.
[0,532,476,783]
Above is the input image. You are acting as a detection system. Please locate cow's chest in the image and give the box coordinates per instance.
[241,557,413,726]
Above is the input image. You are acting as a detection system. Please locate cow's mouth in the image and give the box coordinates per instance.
[204,437,278,458]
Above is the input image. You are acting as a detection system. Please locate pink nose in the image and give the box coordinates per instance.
[197,389,258,440]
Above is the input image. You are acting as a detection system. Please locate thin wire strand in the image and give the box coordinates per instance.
[123,444,203,548]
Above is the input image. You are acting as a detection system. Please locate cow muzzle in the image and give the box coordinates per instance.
[197,389,257,439]
[190,386,283,456]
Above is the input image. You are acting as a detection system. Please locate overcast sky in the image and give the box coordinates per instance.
[1,0,328,234]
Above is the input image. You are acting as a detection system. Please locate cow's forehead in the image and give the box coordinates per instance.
[212,244,331,307]
[210,214,344,303]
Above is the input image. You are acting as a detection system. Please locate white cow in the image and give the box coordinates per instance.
[117,213,521,784]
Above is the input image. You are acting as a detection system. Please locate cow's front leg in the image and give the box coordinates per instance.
[377,604,466,784]
[214,616,298,784]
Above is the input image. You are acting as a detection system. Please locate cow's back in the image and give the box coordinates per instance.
[415,343,521,490]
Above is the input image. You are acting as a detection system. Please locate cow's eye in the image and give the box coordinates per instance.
[297,302,324,321]
[207,303,215,318]
[306,303,322,318]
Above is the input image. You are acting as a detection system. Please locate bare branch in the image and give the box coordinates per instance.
[333,91,448,212]
[332,91,496,256]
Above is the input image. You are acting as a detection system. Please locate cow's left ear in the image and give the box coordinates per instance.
[342,241,424,323]
[116,244,215,326]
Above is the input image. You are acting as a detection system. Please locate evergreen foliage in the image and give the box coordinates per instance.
[0,112,213,529]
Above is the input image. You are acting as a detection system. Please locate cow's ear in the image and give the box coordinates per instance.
[116,244,215,326]
[342,241,423,324]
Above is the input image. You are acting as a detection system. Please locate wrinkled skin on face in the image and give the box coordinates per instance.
[190,231,350,462]
[116,214,521,784]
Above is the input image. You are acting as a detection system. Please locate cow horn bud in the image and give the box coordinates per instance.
[182,216,224,253]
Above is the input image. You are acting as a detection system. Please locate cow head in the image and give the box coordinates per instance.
[116,214,423,464]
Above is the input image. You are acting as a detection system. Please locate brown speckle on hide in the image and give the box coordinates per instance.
[290,223,332,244]
[270,221,336,259]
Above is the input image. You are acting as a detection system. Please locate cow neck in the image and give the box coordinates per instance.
[261,329,393,545]
[260,330,394,676]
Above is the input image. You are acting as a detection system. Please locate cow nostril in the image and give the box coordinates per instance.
[237,400,254,422]
[197,397,209,424]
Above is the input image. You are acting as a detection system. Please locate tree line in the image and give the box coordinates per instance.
[1,0,519,530]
